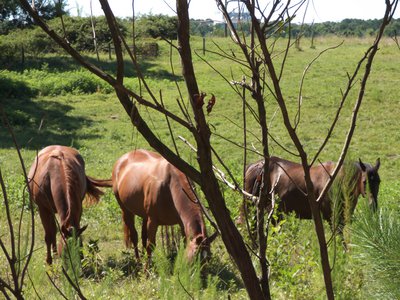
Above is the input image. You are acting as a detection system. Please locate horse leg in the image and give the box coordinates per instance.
[141,217,147,254]
[38,206,57,264]
[121,209,140,260]
[145,218,158,270]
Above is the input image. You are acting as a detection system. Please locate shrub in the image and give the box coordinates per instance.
[135,42,159,57]
[22,69,113,95]
[0,74,38,98]
[47,16,127,52]
[135,14,178,39]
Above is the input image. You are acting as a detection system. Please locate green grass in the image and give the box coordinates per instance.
[1,36,400,299]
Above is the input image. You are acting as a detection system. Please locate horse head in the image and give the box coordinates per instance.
[186,231,218,263]
[61,224,88,239]
[359,158,381,211]
[58,224,88,255]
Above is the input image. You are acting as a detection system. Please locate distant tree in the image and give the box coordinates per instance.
[190,19,214,36]
[135,14,178,39]
[0,0,67,34]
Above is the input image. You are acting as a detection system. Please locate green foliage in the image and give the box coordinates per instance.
[0,69,113,96]
[0,0,68,34]
[61,230,83,299]
[82,239,104,279]
[190,19,215,37]
[47,16,128,52]
[0,73,38,98]
[135,14,178,39]
[292,18,400,38]
[153,243,221,299]
[135,41,159,57]
[268,214,321,299]
[352,203,400,299]
[329,159,359,237]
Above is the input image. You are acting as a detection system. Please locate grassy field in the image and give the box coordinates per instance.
[1,36,399,299]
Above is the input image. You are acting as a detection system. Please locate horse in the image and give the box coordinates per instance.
[243,156,381,227]
[110,149,217,265]
[28,145,109,264]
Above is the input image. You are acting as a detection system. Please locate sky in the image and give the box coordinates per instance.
[66,0,400,23]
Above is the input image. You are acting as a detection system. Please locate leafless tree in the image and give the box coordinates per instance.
[15,0,398,299]
[0,110,35,300]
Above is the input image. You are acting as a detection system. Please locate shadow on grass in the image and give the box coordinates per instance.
[0,95,99,150]
[8,54,181,82]
[206,256,244,292]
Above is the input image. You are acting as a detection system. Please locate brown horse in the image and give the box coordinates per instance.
[111,149,216,264]
[244,156,380,225]
[28,145,108,264]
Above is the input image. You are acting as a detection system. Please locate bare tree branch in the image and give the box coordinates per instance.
[316,0,398,204]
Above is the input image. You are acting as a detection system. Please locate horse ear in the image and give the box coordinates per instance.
[77,225,88,237]
[375,158,380,170]
[359,158,366,172]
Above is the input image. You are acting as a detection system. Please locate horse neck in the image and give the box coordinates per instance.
[170,174,206,239]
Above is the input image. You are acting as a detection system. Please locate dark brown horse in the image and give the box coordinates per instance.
[111,149,216,263]
[28,145,108,264]
[244,156,380,225]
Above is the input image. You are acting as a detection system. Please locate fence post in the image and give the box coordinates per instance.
[21,45,25,72]
[203,36,206,56]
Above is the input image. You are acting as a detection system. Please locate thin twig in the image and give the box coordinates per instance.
[294,42,344,130]
[178,136,257,201]
[46,272,69,300]
[177,272,194,300]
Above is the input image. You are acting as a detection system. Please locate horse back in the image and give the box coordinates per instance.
[112,150,181,225]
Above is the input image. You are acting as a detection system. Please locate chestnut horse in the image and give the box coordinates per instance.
[111,149,216,263]
[244,156,380,225]
[28,145,108,264]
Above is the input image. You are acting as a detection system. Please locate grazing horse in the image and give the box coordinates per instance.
[244,156,381,225]
[111,149,216,264]
[28,145,108,264]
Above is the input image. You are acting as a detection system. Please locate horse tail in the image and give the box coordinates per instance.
[85,176,112,205]
[245,160,264,196]
[48,149,74,226]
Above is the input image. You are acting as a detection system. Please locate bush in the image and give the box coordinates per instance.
[31,70,114,95]
[135,14,178,39]
[47,16,127,52]
[0,74,38,98]
[135,42,159,57]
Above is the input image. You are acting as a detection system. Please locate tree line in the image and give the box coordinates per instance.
[1,1,400,38]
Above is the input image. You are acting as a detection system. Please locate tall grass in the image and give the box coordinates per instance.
[153,242,221,299]
[351,201,400,299]
[329,159,359,239]
[61,230,84,299]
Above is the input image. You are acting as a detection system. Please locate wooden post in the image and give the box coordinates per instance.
[21,45,25,72]
[202,36,206,55]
